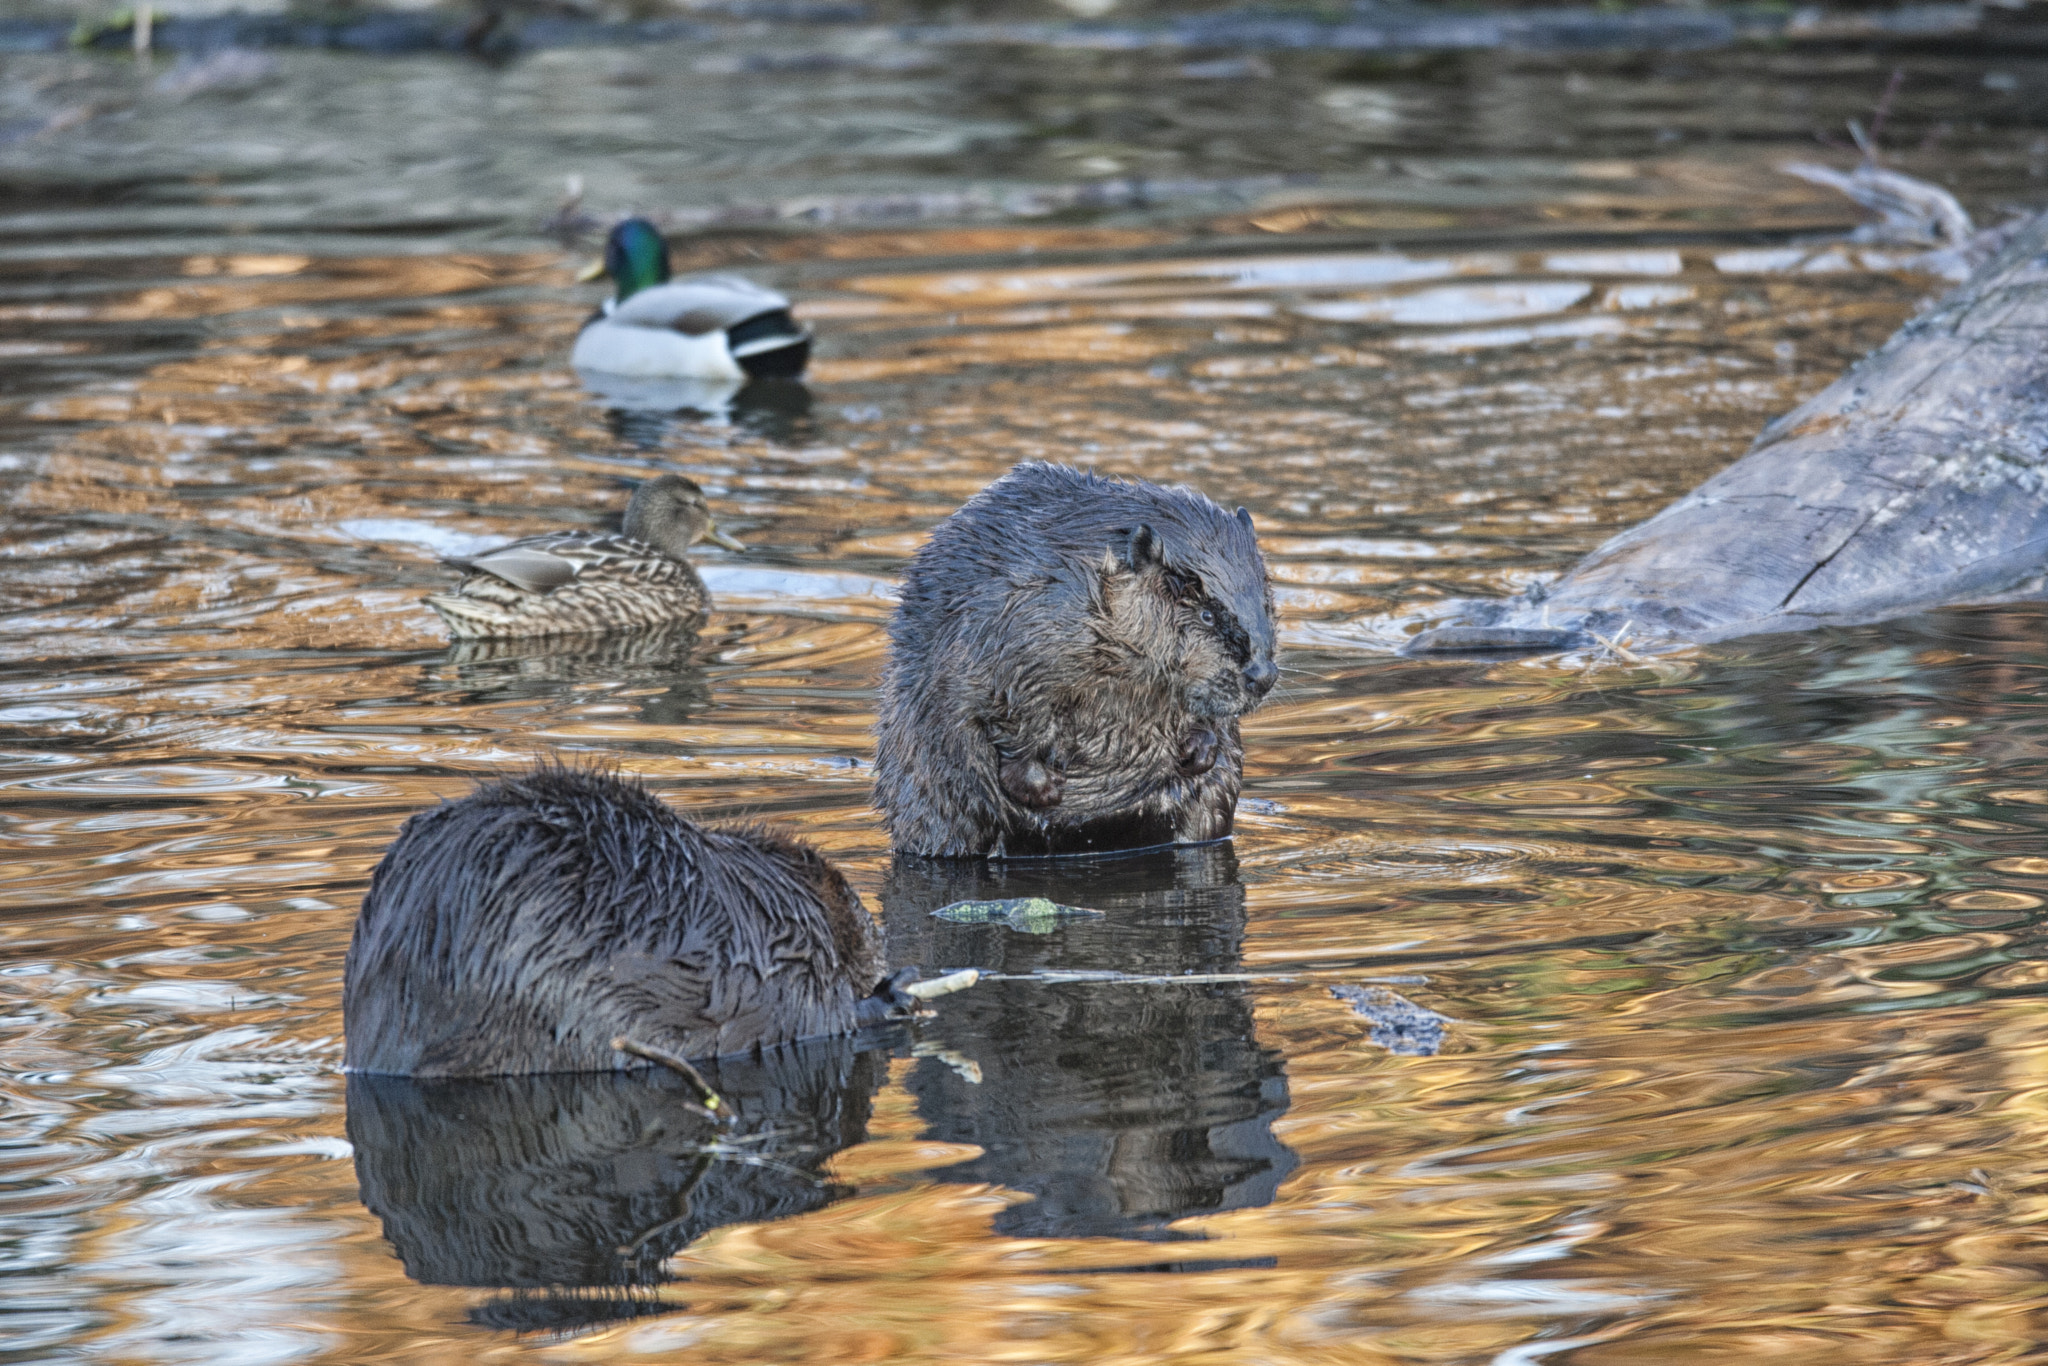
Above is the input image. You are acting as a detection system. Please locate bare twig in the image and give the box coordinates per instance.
[1867,67,1905,154]
[1780,161,1975,249]
[1587,620,1645,664]
[611,1035,727,1119]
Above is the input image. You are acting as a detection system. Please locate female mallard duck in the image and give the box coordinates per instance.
[425,475,744,639]
[570,218,811,382]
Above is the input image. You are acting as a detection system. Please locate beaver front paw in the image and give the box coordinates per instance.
[859,966,935,1022]
[999,752,1065,809]
[1179,726,1220,778]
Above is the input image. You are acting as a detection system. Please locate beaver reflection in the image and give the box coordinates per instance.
[426,621,713,726]
[346,1037,887,1334]
[881,843,1296,1243]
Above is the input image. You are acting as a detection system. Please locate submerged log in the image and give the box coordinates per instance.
[1410,206,2048,652]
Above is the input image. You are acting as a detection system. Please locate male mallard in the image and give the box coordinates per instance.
[570,218,811,381]
[425,475,744,639]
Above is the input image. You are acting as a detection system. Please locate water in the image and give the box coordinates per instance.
[5,28,2048,1365]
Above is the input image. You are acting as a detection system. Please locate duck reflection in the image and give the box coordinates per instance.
[582,370,815,448]
[347,1036,891,1335]
[881,843,1296,1244]
[427,621,714,724]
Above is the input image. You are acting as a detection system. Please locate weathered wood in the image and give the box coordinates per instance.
[1413,206,2048,650]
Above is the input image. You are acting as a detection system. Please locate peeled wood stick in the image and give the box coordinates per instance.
[978,968,1430,987]
[902,967,981,999]
[611,1035,727,1119]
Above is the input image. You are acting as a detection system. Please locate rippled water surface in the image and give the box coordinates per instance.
[6,30,2048,1365]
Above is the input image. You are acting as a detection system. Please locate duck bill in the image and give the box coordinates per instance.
[706,525,746,553]
[574,258,607,282]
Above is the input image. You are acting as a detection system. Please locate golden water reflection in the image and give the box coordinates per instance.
[5,196,2048,1364]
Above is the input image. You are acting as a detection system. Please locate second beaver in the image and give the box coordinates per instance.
[343,766,920,1077]
[875,462,1278,858]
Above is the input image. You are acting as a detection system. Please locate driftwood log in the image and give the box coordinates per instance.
[1410,206,2048,652]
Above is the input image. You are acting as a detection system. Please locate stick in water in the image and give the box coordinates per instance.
[611,1035,726,1117]
[902,967,981,1000]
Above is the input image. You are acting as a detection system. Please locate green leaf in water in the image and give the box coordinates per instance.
[931,897,1104,934]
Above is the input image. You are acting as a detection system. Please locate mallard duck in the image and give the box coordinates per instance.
[570,218,811,381]
[425,475,745,639]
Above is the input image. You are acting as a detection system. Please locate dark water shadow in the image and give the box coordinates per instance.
[347,1034,893,1336]
[729,377,817,444]
[349,845,1297,1336]
[423,622,714,725]
[581,370,816,448]
[880,843,1297,1247]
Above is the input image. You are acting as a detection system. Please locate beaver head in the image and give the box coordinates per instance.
[729,823,888,994]
[1098,509,1278,723]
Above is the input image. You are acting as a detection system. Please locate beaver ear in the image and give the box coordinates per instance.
[1236,506,1254,533]
[1125,523,1162,571]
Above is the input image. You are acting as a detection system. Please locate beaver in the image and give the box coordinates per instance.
[874,461,1279,858]
[342,766,918,1077]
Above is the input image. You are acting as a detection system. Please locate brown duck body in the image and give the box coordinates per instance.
[423,475,737,640]
[426,531,710,639]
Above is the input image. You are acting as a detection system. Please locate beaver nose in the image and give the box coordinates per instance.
[1243,657,1278,697]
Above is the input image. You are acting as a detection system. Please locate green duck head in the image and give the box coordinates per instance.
[601,218,671,303]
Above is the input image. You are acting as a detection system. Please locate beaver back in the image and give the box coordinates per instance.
[343,767,886,1076]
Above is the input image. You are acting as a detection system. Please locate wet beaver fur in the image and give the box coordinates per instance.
[875,462,1279,858]
[343,766,909,1077]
